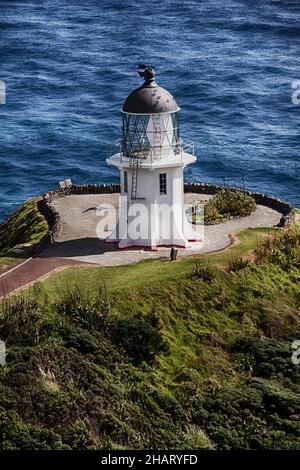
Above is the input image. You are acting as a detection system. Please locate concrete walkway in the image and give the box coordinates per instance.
[40,193,281,266]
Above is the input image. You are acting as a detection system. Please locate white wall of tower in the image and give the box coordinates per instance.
[108,164,195,249]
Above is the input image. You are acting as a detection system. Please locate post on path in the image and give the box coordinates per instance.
[170,247,178,261]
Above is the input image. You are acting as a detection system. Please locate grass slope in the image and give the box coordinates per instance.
[31,227,276,299]
[0,225,300,449]
[0,197,48,273]
[294,208,300,231]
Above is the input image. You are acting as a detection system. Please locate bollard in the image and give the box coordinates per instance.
[170,247,178,261]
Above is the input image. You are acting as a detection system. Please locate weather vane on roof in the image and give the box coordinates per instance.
[137,64,156,82]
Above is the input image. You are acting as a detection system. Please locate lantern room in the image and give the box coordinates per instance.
[121,66,181,161]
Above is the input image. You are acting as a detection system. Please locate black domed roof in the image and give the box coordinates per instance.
[122,66,180,114]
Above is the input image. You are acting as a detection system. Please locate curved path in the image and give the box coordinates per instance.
[0,257,90,299]
[40,193,282,265]
[0,192,282,298]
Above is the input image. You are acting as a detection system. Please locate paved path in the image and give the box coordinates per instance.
[40,193,282,266]
[0,257,89,298]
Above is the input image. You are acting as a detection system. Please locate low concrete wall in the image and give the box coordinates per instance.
[36,182,295,253]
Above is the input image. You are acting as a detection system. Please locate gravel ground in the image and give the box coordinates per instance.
[40,193,282,266]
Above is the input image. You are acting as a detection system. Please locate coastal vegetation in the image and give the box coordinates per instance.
[0,222,299,449]
[204,188,256,225]
[0,197,47,273]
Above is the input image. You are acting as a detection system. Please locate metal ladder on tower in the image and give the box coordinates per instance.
[131,157,139,200]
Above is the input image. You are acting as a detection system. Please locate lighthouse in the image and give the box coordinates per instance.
[106,65,198,250]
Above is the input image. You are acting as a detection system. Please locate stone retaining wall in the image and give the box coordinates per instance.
[36,182,295,253]
[35,200,62,253]
[44,184,121,203]
[35,184,120,253]
[184,182,295,227]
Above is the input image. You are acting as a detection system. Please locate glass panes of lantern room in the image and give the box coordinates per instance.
[122,112,180,160]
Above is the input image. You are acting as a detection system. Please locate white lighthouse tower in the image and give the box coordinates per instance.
[106,65,198,250]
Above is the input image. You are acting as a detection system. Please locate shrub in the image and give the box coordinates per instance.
[0,297,43,345]
[62,327,102,354]
[182,424,214,449]
[1,226,300,450]
[204,188,256,225]
[231,337,300,384]
[255,229,300,271]
[190,379,300,450]
[192,261,215,282]
[56,286,111,331]
[0,410,66,450]
[228,257,252,273]
[110,318,169,365]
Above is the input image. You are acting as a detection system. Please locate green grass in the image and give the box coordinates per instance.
[0,257,22,274]
[32,227,276,300]
[293,207,300,231]
[0,197,48,273]
[0,197,48,252]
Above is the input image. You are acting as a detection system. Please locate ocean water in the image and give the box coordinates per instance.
[0,0,300,221]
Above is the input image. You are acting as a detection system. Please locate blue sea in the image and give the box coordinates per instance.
[0,0,300,221]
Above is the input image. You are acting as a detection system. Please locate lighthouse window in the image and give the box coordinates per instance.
[124,171,128,193]
[159,173,167,195]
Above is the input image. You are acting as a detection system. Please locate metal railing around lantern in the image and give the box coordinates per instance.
[108,138,194,165]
